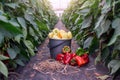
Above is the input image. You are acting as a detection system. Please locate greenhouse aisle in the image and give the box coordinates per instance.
[18,20,112,80]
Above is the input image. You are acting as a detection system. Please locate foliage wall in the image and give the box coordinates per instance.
[0,0,58,77]
[62,0,120,78]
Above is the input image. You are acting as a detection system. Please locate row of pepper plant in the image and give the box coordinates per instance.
[62,0,120,79]
[0,0,58,78]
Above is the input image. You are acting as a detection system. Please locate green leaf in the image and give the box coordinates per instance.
[0,3,3,11]
[108,60,118,70]
[24,13,37,27]
[22,28,27,39]
[23,40,35,56]
[71,26,77,31]
[114,37,120,50]
[77,8,90,16]
[70,13,79,24]
[29,27,36,37]
[89,37,99,54]
[7,48,17,59]
[81,16,92,29]
[95,19,111,38]
[114,63,120,74]
[74,15,80,25]
[9,19,20,27]
[13,45,20,54]
[0,55,9,60]
[95,53,101,65]
[0,20,22,35]
[75,17,83,25]
[0,15,8,22]
[15,34,23,43]
[17,17,27,39]
[0,32,4,44]
[0,28,13,38]
[17,17,26,29]
[108,23,120,46]
[76,47,87,56]
[108,34,120,46]
[112,18,120,29]
[36,20,49,31]
[15,59,25,66]
[75,32,82,40]
[83,36,93,49]
[80,1,92,9]
[108,60,120,74]
[101,0,111,14]
[91,0,100,18]
[101,47,110,62]
[5,3,19,9]
[94,15,105,29]
[0,61,8,77]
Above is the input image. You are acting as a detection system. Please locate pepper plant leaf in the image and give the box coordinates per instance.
[23,40,35,56]
[17,17,27,29]
[108,60,120,75]
[0,32,4,44]
[95,18,111,38]
[36,19,49,31]
[0,55,9,60]
[0,21,22,35]
[0,61,8,77]
[83,36,93,49]
[81,16,92,29]
[7,48,17,59]
[5,3,19,9]
[108,19,120,46]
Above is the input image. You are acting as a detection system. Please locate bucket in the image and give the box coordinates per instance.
[49,38,71,59]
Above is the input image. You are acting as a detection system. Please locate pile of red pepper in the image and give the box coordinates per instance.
[56,47,89,66]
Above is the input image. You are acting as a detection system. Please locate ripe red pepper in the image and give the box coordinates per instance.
[75,56,86,66]
[63,53,71,64]
[81,53,88,59]
[56,53,64,63]
[70,53,76,58]
[70,57,77,66]
[81,53,89,63]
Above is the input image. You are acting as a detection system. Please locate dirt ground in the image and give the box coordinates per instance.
[10,20,120,80]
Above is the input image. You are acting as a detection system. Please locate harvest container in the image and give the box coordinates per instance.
[49,38,71,59]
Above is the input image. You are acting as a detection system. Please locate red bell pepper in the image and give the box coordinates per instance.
[63,53,71,64]
[81,53,89,63]
[70,57,77,66]
[75,56,86,66]
[70,53,76,58]
[56,53,64,63]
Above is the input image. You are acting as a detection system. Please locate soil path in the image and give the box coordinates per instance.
[18,20,113,80]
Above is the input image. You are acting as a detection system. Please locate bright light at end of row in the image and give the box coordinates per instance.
[49,0,71,17]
